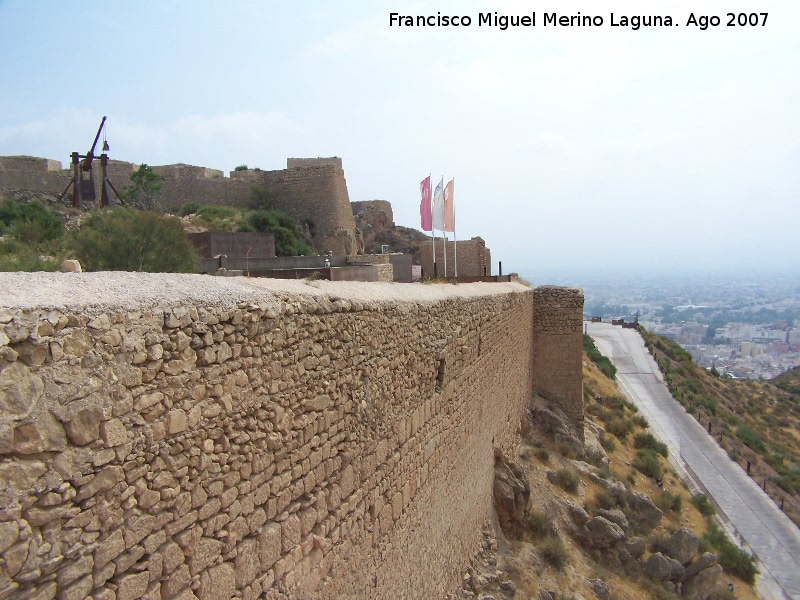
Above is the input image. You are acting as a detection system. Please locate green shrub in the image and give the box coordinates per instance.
[240,209,313,256]
[179,202,200,216]
[72,209,197,273]
[655,490,682,514]
[595,488,628,511]
[601,436,617,453]
[632,448,663,478]
[249,184,272,210]
[606,418,634,440]
[691,494,716,517]
[634,432,669,458]
[554,467,580,494]
[234,164,248,171]
[701,523,758,584]
[0,198,63,248]
[534,447,550,463]
[528,510,554,539]
[540,535,569,571]
[735,425,766,453]
[632,414,649,428]
[583,335,617,379]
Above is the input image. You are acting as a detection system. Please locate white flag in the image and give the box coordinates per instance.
[432,178,444,231]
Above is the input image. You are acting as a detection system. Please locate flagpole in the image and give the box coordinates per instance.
[442,176,447,277]
[453,178,458,278]
[430,173,436,277]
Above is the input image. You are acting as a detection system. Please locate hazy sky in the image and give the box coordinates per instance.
[1,0,798,277]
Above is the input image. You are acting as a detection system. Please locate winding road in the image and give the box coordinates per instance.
[587,322,800,600]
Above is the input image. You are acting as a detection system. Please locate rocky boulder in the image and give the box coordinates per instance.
[625,537,647,560]
[493,453,530,539]
[682,564,723,600]
[584,420,609,468]
[580,516,626,549]
[681,552,718,581]
[664,527,699,565]
[625,490,663,532]
[531,399,584,454]
[644,552,685,582]
[597,509,629,532]
[588,578,610,600]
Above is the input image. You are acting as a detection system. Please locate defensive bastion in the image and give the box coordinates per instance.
[0,273,583,599]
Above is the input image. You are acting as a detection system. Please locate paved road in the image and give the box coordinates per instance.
[588,322,800,600]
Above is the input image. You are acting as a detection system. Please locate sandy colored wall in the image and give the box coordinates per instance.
[532,285,585,435]
[0,274,548,600]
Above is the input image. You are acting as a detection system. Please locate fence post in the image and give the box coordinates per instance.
[746,460,751,474]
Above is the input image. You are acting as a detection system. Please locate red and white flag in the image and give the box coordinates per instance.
[420,176,432,232]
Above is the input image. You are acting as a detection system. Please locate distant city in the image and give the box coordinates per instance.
[525,271,800,380]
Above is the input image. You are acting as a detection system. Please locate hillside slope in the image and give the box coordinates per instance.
[454,344,757,600]
[640,329,800,524]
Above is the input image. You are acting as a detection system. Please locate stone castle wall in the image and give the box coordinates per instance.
[0,274,584,600]
[532,286,585,436]
[420,237,492,278]
[0,157,360,256]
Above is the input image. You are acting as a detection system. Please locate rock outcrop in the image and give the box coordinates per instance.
[494,453,531,540]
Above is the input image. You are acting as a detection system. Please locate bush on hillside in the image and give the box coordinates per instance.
[632,448,663,478]
[583,334,617,379]
[633,432,669,458]
[72,208,197,272]
[691,494,716,517]
[0,198,63,248]
[735,425,766,453]
[700,523,758,584]
[179,202,200,216]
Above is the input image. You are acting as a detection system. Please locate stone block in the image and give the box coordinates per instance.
[161,541,185,575]
[167,409,187,434]
[64,406,104,446]
[189,537,222,575]
[100,418,128,448]
[94,529,126,570]
[0,362,44,420]
[259,522,281,569]
[160,564,191,598]
[198,562,235,600]
[235,538,260,589]
[0,521,20,553]
[115,571,150,600]
[74,466,125,502]
[56,574,92,600]
[13,411,67,454]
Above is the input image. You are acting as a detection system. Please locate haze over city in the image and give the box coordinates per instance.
[1,0,798,275]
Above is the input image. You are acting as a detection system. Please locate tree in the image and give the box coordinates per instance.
[248,185,272,211]
[124,164,162,211]
[72,208,197,272]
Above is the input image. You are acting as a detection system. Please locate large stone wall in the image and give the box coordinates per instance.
[532,286,585,435]
[0,274,581,600]
[0,157,360,256]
